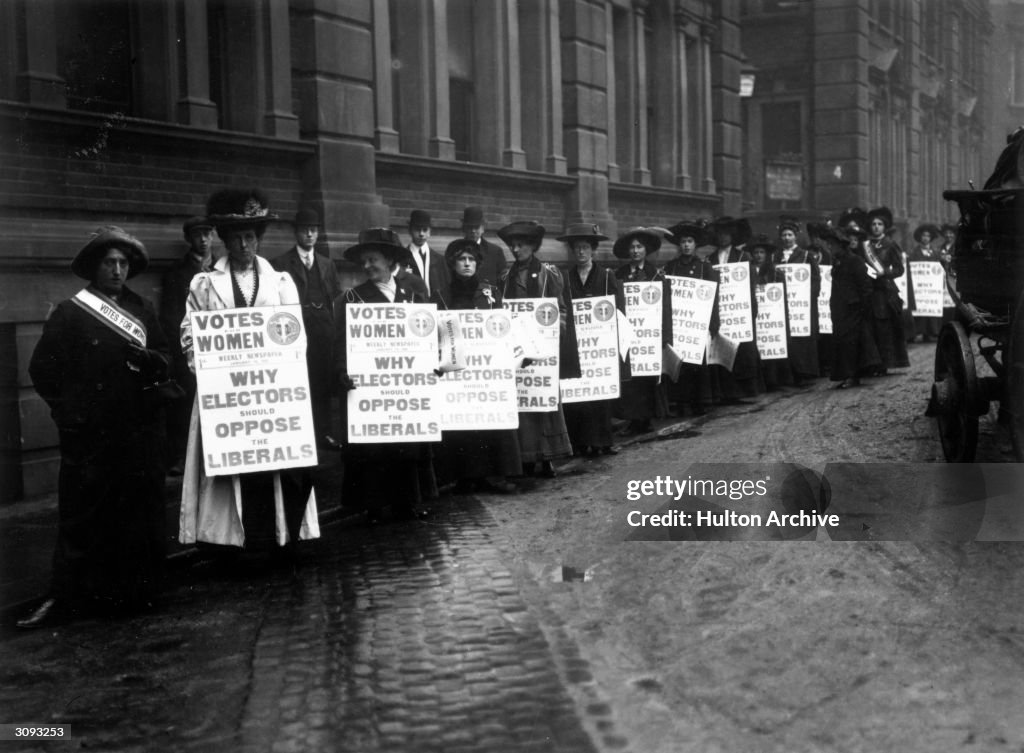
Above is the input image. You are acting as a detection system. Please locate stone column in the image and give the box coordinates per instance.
[675,11,692,191]
[518,0,565,174]
[632,1,651,186]
[293,0,389,244]
[17,0,66,107]
[700,23,716,193]
[428,0,456,159]
[176,0,219,128]
[560,0,613,231]
[475,0,525,169]
[393,0,431,155]
[605,2,620,183]
[261,0,300,138]
[371,0,399,152]
[811,0,870,210]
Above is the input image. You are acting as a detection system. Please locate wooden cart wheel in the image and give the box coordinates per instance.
[932,321,980,462]
[1008,286,1024,461]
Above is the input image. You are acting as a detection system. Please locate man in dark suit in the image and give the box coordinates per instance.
[160,216,216,474]
[461,206,508,285]
[271,207,342,449]
[406,209,449,298]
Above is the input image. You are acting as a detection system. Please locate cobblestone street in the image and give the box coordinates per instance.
[0,497,607,753]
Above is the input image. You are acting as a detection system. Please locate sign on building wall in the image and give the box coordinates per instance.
[765,162,803,201]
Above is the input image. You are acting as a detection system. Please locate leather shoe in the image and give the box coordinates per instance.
[538,461,557,479]
[16,598,65,629]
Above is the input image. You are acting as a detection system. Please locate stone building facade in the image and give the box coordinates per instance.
[739,0,992,234]
[0,0,742,501]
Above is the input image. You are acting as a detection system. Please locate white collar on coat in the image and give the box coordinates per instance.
[207,255,298,308]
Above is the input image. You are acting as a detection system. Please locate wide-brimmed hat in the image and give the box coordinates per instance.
[343,227,412,266]
[205,188,278,236]
[913,223,941,243]
[612,227,662,259]
[748,233,778,256]
[667,220,710,247]
[462,206,486,227]
[292,207,320,227]
[777,215,801,235]
[838,207,868,230]
[806,217,834,239]
[408,209,432,228]
[556,222,609,245]
[866,206,894,229]
[444,238,483,266]
[497,220,545,247]
[72,225,148,280]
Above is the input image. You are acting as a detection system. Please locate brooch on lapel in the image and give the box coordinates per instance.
[482,288,495,305]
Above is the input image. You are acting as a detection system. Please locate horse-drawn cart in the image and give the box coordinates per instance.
[929,187,1024,461]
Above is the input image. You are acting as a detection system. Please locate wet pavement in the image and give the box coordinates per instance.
[0,495,612,753]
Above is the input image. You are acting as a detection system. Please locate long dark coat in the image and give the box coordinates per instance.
[777,248,821,380]
[562,264,623,449]
[431,276,521,482]
[271,247,342,441]
[334,278,430,515]
[661,254,719,412]
[829,252,882,380]
[29,286,169,609]
[860,236,910,369]
[706,248,764,401]
[614,260,670,421]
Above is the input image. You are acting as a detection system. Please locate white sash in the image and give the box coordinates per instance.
[71,288,147,347]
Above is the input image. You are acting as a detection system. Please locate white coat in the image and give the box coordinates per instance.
[178,254,320,547]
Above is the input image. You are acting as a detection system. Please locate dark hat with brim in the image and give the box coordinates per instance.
[444,238,483,266]
[462,206,485,227]
[838,207,868,230]
[612,227,663,259]
[72,226,148,280]
[497,220,545,247]
[556,222,609,244]
[748,233,778,255]
[806,218,834,239]
[867,206,894,229]
[777,215,801,235]
[205,188,279,235]
[182,216,215,239]
[292,207,320,227]
[667,220,710,247]
[343,227,412,267]
[940,223,957,234]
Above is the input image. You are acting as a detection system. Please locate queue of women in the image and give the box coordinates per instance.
[20,186,938,629]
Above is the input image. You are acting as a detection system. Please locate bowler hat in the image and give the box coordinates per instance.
[293,207,320,227]
[343,227,413,267]
[444,238,483,266]
[556,223,609,245]
[409,209,432,228]
[913,223,941,243]
[205,188,278,236]
[72,226,148,280]
[462,206,485,227]
[667,220,710,247]
[777,215,801,235]
[612,227,662,259]
[497,220,545,247]
[182,216,214,240]
[866,206,894,229]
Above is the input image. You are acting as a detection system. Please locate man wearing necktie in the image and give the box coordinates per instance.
[271,207,341,451]
[406,209,449,297]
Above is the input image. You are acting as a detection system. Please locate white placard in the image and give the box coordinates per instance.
[504,298,561,412]
[667,275,718,365]
[909,261,945,317]
[818,264,833,334]
[436,310,519,430]
[622,281,663,376]
[561,295,620,404]
[713,262,754,343]
[755,283,788,360]
[894,252,909,311]
[776,263,812,337]
[192,305,316,475]
[345,303,442,443]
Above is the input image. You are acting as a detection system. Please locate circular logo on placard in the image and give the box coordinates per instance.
[696,285,713,301]
[535,302,559,327]
[795,267,810,282]
[767,286,783,302]
[594,300,616,322]
[266,312,302,345]
[409,310,436,337]
[486,312,511,338]
[641,286,662,305]
[732,266,748,282]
